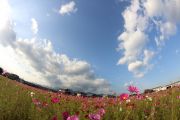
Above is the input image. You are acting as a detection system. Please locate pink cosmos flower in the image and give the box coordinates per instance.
[32,98,41,106]
[177,96,180,99]
[51,97,60,103]
[128,85,139,94]
[42,102,48,107]
[119,93,129,101]
[67,115,79,120]
[88,113,101,120]
[136,94,144,100]
[62,111,70,120]
[97,108,105,116]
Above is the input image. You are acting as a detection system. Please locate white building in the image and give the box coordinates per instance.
[152,86,167,92]
[166,81,180,88]
[153,81,180,92]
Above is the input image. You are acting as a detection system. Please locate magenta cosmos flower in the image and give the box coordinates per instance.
[51,115,58,120]
[119,93,129,101]
[128,85,139,94]
[88,113,101,120]
[32,98,41,106]
[136,94,144,100]
[51,97,60,103]
[62,111,70,120]
[67,115,79,120]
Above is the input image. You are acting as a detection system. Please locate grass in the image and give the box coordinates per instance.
[0,76,180,120]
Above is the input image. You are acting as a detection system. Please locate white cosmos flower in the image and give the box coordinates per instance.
[30,92,35,97]
[126,99,131,103]
[147,97,152,101]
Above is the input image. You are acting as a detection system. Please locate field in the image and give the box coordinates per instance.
[0,76,180,120]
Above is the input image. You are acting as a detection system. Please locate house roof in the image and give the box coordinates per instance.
[152,86,162,89]
[169,81,180,85]
[152,81,180,89]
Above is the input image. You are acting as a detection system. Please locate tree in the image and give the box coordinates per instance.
[0,67,3,75]
[7,73,19,80]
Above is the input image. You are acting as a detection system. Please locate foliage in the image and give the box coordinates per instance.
[0,67,3,75]
[0,76,180,120]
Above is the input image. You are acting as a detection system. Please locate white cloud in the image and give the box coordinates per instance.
[126,50,154,78]
[117,30,147,65]
[118,0,180,78]
[128,61,143,75]
[0,0,111,94]
[6,38,111,94]
[160,22,176,38]
[0,0,11,30]
[31,18,38,34]
[144,0,180,46]
[59,1,77,15]
[118,0,178,77]
[0,21,16,47]
[143,50,154,65]
[122,0,139,32]
[144,0,163,17]
[144,0,180,23]
[164,0,180,23]
[117,0,150,77]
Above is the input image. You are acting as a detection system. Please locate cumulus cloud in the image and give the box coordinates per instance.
[128,61,144,77]
[117,0,152,78]
[144,0,180,22]
[0,0,111,94]
[144,0,163,17]
[31,18,38,34]
[0,0,16,47]
[118,0,179,78]
[117,30,147,65]
[0,0,11,30]
[144,0,180,46]
[59,1,77,15]
[13,38,111,94]
[143,50,154,65]
[0,21,16,47]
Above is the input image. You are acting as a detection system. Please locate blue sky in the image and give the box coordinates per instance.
[0,0,180,94]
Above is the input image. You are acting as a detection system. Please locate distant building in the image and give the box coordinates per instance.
[58,89,66,94]
[7,73,20,81]
[144,89,154,94]
[166,81,180,89]
[152,86,167,92]
[76,93,81,97]
[145,81,180,93]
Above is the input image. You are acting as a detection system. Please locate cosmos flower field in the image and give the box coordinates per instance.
[0,76,180,120]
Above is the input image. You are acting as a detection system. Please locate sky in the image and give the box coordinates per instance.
[0,0,180,94]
